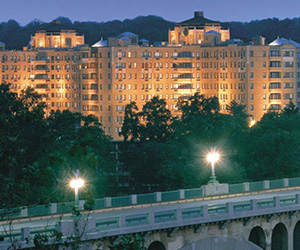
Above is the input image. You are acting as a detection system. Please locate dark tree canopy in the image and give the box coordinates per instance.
[2,82,300,208]
[120,97,173,142]
[120,94,249,193]
[0,83,116,209]
[1,16,300,49]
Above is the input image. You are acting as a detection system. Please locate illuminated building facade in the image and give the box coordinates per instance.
[30,21,85,49]
[168,11,230,45]
[1,14,300,139]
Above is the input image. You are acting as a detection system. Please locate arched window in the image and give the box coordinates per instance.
[148,241,166,250]
[272,223,288,250]
[249,226,266,249]
[293,220,300,250]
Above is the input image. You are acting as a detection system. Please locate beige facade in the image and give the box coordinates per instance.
[30,21,84,49]
[1,16,300,139]
[1,49,83,115]
[168,12,230,45]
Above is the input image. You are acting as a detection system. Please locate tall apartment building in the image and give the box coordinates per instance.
[1,13,300,139]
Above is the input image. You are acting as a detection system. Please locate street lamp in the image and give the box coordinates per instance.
[206,150,220,184]
[249,120,256,128]
[69,170,85,210]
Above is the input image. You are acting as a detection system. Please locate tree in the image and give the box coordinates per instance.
[282,100,299,116]
[177,93,220,119]
[176,93,222,143]
[139,96,173,142]
[227,100,248,122]
[0,83,48,208]
[120,97,174,142]
[119,101,140,141]
[0,83,117,210]
[108,234,146,250]
[35,110,117,203]
[120,94,250,192]
[240,109,300,180]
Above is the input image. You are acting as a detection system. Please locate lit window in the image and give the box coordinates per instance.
[283,83,293,89]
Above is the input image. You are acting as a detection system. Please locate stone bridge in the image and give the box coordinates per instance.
[1,177,300,249]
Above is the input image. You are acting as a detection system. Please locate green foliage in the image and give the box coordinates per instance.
[0,83,49,207]
[224,18,300,44]
[240,110,300,180]
[2,16,300,50]
[176,93,222,142]
[120,95,300,191]
[0,83,116,210]
[139,96,173,142]
[120,94,248,192]
[3,78,300,211]
[282,100,299,116]
[0,16,175,50]
[121,97,173,142]
[119,101,140,141]
[108,234,146,250]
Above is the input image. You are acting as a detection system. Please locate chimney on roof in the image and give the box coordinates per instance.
[194,11,204,18]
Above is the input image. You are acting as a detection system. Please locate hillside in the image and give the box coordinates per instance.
[1,15,300,50]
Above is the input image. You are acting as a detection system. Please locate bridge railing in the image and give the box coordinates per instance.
[1,192,300,248]
[94,193,300,232]
[1,177,300,220]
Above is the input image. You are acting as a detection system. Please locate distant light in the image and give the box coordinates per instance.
[69,178,84,189]
[206,151,220,165]
[249,120,256,127]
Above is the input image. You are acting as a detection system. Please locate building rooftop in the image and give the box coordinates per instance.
[177,11,220,27]
[37,20,75,33]
[139,38,149,42]
[119,36,131,41]
[269,37,300,47]
[118,32,138,37]
[92,38,108,47]
[204,30,220,35]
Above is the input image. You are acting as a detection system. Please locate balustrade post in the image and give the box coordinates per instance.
[273,196,280,207]
[243,182,249,192]
[251,199,257,211]
[130,194,137,205]
[21,227,30,241]
[202,205,208,217]
[104,197,112,208]
[263,180,270,189]
[227,202,233,214]
[179,189,185,199]
[155,192,162,202]
[50,203,57,214]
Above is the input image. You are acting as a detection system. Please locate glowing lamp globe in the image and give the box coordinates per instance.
[250,120,256,127]
[206,152,220,165]
[70,178,84,189]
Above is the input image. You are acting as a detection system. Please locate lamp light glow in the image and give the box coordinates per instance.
[206,149,220,184]
[69,169,85,213]
[206,152,220,165]
[69,178,84,189]
[249,120,256,127]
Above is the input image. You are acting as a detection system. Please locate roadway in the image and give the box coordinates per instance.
[1,186,300,233]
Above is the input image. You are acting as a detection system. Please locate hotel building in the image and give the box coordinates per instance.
[1,12,300,139]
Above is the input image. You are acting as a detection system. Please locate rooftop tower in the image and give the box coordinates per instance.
[168,11,230,45]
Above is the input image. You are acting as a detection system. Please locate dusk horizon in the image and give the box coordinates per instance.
[1,0,300,25]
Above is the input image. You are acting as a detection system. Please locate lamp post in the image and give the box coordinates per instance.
[69,170,84,210]
[249,120,256,128]
[206,150,220,184]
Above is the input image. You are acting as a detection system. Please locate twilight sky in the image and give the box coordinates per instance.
[3,0,300,25]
